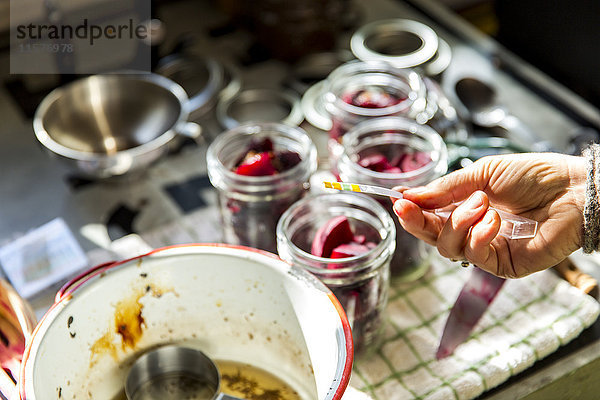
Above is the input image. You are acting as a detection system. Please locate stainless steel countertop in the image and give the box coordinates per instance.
[1,0,600,398]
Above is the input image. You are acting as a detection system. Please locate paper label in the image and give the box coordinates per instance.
[0,218,88,298]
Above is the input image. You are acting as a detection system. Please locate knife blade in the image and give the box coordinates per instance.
[436,267,506,359]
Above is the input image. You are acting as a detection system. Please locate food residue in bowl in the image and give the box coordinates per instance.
[110,359,304,400]
[217,360,302,400]
[89,284,171,366]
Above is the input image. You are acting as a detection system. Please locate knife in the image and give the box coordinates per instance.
[553,258,598,296]
[436,267,506,359]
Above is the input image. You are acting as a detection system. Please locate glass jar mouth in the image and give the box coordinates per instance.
[207,122,317,192]
[276,193,396,275]
[324,60,425,117]
[340,116,448,181]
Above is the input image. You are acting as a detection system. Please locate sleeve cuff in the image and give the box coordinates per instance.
[583,143,600,253]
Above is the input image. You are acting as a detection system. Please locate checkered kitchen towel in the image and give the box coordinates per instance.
[350,251,600,400]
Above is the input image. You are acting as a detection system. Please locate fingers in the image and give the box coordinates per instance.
[393,199,444,246]
[437,191,489,260]
[401,162,487,209]
[393,189,507,276]
[389,185,409,204]
[463,209,501,270]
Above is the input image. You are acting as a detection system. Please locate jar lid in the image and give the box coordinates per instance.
[351,19,439,69]
[301,80,332,131]
[217,89,304,130]
[219,59,243,101]
[156,55,224,116]
[424,38,452,77]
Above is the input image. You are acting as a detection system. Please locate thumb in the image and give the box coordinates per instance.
[401,164,487,209]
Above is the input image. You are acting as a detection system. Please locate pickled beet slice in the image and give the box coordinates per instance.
[311,216,355,258]
[234,152,277,176]
[234,137,301,176]
[384,166,403,174]
[248,137,274,153]
[359,151,431,174]
[330,242,375,259]
[400,152,432,172]
[358,154,402,174]
[273,150,302,172]
[342,89,405,108]
[354,234,366,244]
[388,153,404,168]
[358,154,391,172]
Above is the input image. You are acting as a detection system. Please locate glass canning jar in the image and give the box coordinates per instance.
[324,60,426,145]
[337,116,448,281]
[276,192,395,354]
[207,122,317,253]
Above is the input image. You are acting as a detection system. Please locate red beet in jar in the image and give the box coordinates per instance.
[323,60,427,169]
[277,192,395,354]
[207,122,317,253]
[337,116,448,281]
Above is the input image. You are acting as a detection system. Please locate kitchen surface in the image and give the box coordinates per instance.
[1,0,600,399]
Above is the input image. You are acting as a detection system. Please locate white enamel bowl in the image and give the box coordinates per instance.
[19,244,353,399]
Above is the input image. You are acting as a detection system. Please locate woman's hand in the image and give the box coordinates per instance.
[392,153,587,278]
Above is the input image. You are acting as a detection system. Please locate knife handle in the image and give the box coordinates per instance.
[554,259,598,296]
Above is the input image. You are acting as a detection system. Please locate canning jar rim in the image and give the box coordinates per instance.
[323,60,425,118]
[339,116,448,181]
[207,122,318,192]
[276,192,396,276]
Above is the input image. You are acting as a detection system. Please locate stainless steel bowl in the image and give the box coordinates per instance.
[125,346,243,400]
[33,73,202,178]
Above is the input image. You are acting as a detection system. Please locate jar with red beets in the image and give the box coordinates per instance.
[324,60,427,163]
[276,192,395,354]
[207,122,317,253]
[337,116,448,281]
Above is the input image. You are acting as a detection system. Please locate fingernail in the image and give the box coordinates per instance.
[392,185,408,193]
[393,202,402,217]
[483,210,496,225]
[466,192,484,208]
[393,201,409,219]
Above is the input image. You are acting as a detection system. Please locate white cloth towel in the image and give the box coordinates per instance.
[350,252,600,400]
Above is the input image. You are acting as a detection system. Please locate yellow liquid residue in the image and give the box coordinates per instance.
[216,360,302,400]
[90,284,170,366]
[108,359,304,400]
